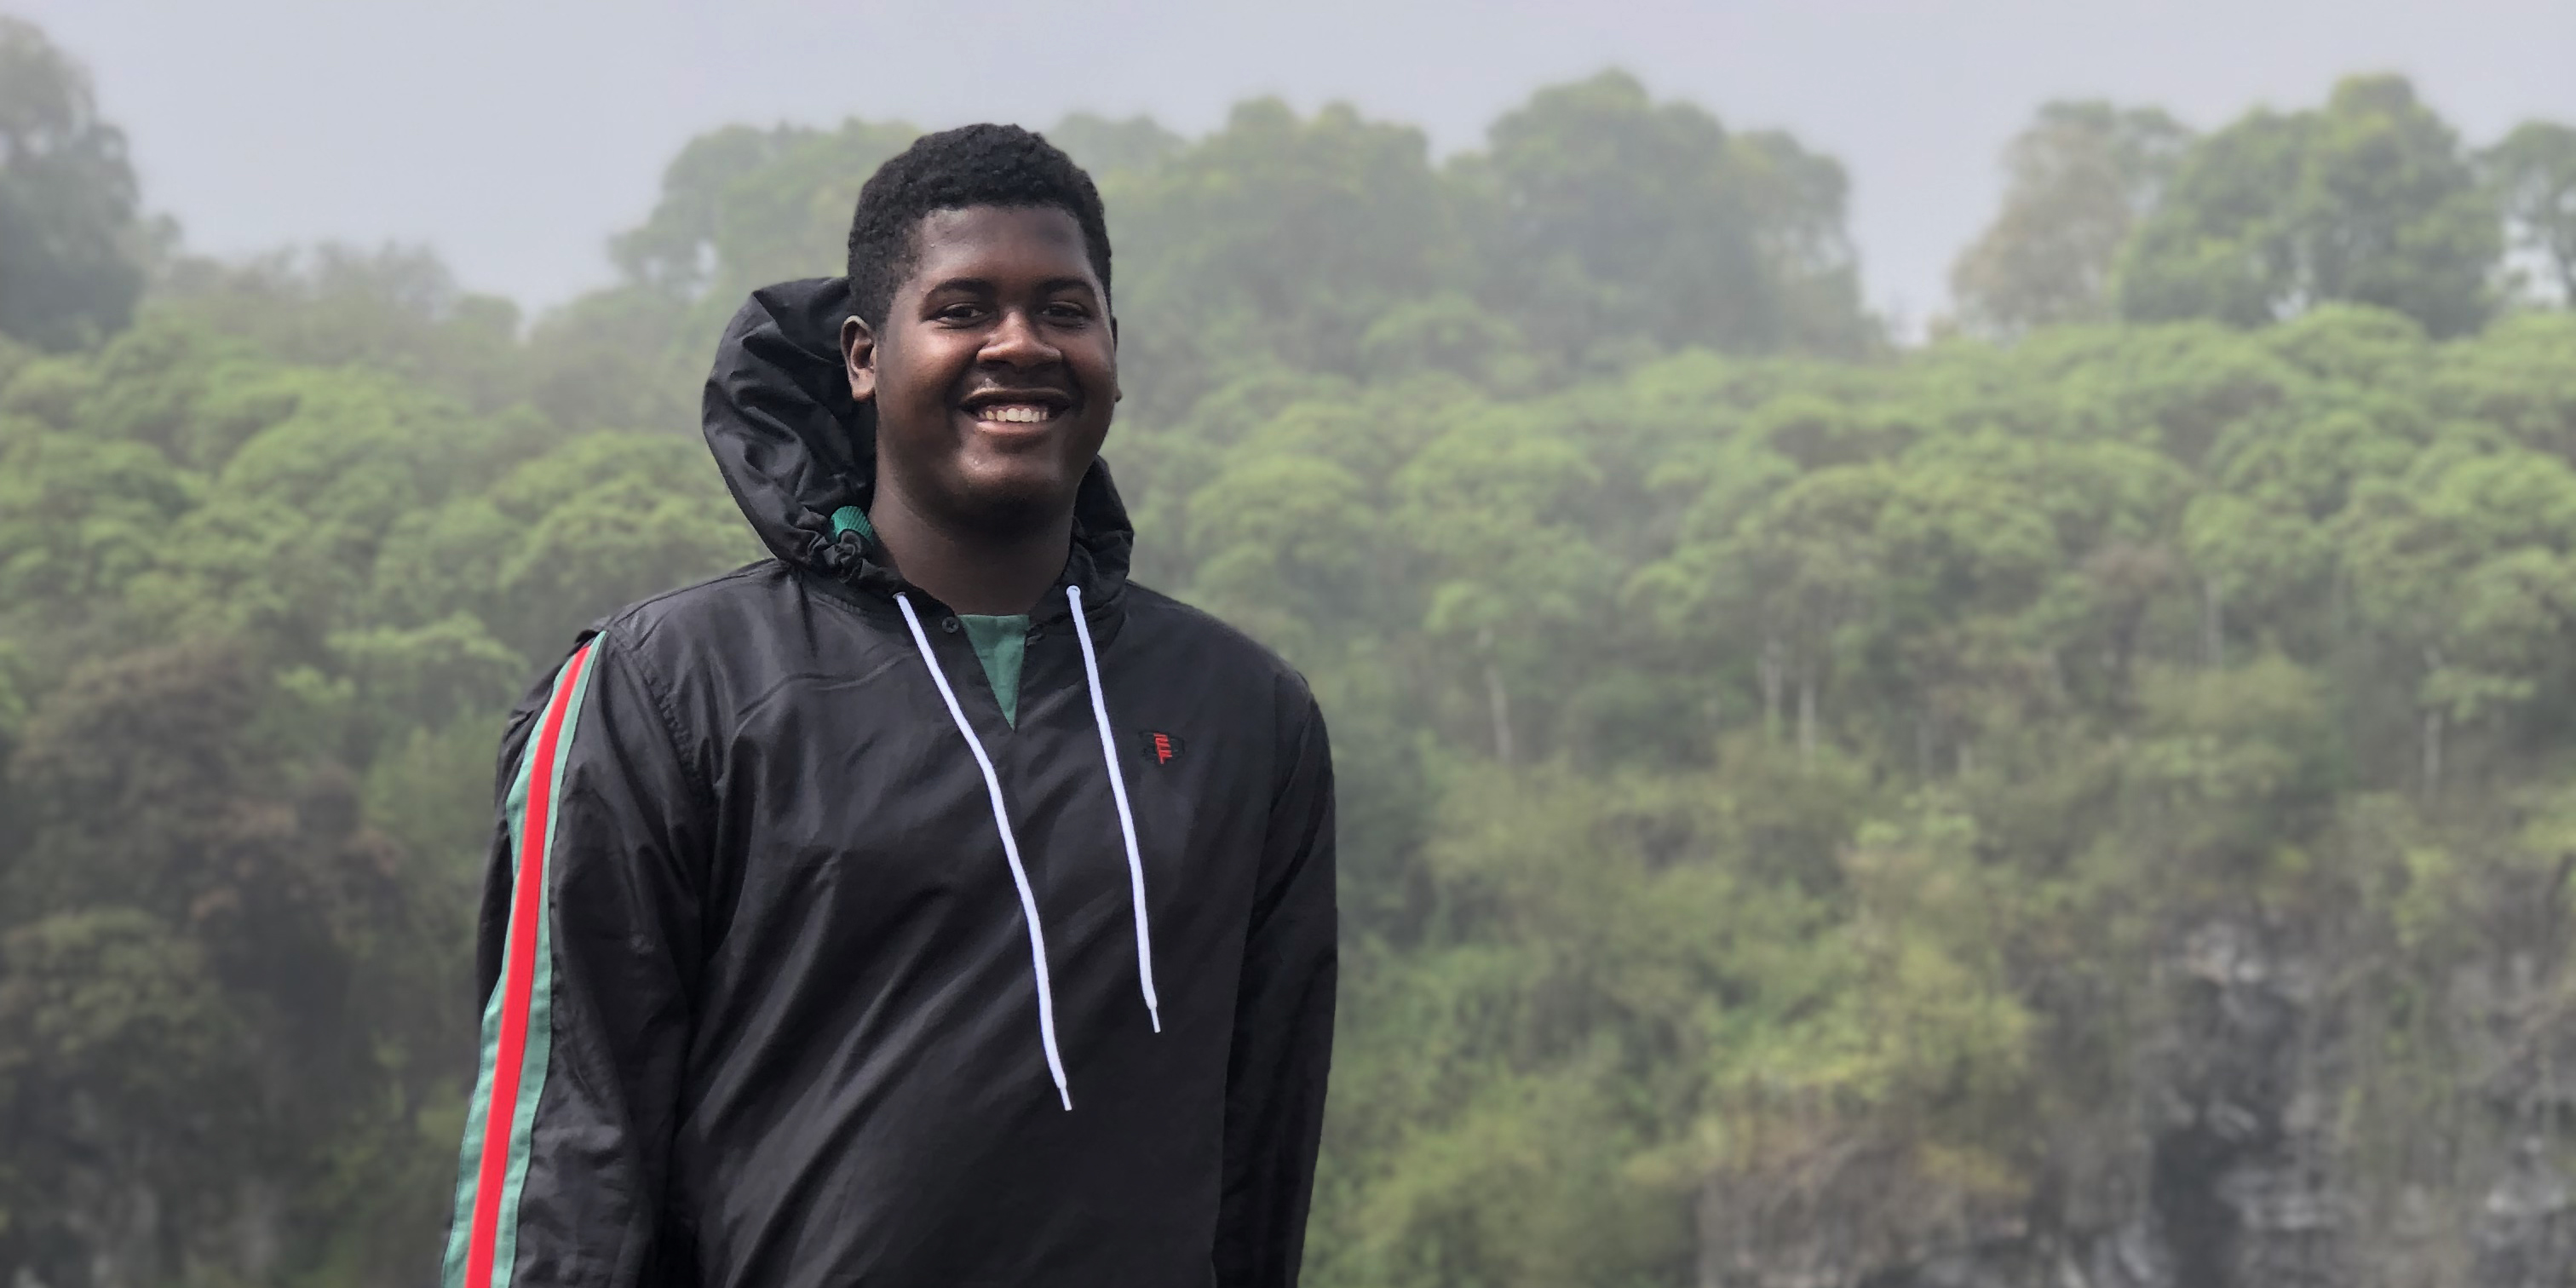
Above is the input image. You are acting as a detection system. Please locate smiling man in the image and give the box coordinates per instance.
[442,126,1337,1288]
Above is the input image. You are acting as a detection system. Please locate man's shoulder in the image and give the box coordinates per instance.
[1123,584,1315,706]
[589,559,806,662]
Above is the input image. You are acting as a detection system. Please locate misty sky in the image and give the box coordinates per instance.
[14,0,2574,332]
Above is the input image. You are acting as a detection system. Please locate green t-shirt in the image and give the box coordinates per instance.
[956,613,1030,726]
[833,508,1030,726]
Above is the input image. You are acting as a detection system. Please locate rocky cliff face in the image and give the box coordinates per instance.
[2475,1141,2576,1288]
[1699,916,2576,1288]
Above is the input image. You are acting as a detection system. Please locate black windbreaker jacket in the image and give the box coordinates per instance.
[440,277,1337,1288]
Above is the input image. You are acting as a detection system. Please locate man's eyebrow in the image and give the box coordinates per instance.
[921,276,1098,293]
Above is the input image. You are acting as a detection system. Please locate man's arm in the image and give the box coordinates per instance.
[1214,690,1339,1288]
[444,635,706,1288]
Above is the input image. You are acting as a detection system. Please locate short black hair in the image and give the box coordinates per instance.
[844,124,1113,328]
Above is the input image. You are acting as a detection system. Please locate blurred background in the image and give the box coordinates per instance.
[2,2,2574,1285]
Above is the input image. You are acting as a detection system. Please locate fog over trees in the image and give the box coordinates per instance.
[5,14,2576,1286]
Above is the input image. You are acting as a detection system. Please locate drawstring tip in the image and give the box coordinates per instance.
[1057,1086,1073,1112]
[1147,1005,1162,1034]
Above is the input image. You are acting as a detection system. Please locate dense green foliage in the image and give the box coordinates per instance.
[1958,73,2573,342]
[3,25,2575,1286]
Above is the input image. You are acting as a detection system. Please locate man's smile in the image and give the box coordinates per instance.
[959,387,1076,432]
[967,401,1066,427]
[975,404,1058,424]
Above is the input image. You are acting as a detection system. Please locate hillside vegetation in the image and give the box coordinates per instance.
[6,14,2576,1285]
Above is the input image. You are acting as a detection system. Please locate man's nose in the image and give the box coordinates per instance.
[981,308,1061,366]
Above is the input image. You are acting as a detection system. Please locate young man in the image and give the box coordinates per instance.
[443,126,1337,1287]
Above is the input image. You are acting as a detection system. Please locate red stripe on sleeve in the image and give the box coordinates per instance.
[463,643,594,1288]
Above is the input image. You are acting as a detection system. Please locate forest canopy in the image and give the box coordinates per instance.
[3,16,2576,1287]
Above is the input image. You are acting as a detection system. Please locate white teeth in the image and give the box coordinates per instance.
[975,404,1055,424]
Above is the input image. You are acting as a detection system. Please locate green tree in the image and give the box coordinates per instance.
[1046,112,1186,177]
[610,118,923,302]
[2118,74,2502,336]
[2341,440,2576,794]
[1114,99,1463,408]
[154,244,528,411]
[0,17,146,351]
[1391,404,1614,764]
[1,645,455,1287]
[1730,129,1876,354]
[2485,120,2576,304]
[1950,101,2192,333]
[0,909,256,1286]
[1470,70,1872,364]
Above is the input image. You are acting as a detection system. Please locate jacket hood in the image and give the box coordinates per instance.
[701,275,1136,603]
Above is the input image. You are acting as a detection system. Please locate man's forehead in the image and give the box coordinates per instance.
[910,205,1093,271]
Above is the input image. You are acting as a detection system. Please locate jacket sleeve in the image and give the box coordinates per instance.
[444,633,708,1288]
[1214,689,1339,1288]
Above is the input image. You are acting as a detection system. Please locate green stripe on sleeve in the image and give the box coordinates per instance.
[487,652,597,1287]
[441,747,538,1288]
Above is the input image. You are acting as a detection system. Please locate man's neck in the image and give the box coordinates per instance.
[868,486,1072,616]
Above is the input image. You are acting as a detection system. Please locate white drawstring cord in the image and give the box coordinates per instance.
[895,593,1072,1111]
[1067,584,1161,1032]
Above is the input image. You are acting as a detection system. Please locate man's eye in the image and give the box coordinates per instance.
[937,304,984,323]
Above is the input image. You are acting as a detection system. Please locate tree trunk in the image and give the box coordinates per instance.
[2423,644,2444,800]
[2423,705,2444,801]
[2327,564,2349,653]
[1479,628,1515,768]
[1797,670,1818,766]
[1759,637,1785,744]
[2201,573,2225,670]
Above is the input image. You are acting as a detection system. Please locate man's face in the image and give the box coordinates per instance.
[842,204,1118,535]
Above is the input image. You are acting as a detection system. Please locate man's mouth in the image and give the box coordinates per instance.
[972,402,1061,425]
[962,392,1073,427]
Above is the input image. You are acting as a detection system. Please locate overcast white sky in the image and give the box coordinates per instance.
[12,0,2573,331]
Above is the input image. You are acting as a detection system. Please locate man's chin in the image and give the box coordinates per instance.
[943,471,1084,538]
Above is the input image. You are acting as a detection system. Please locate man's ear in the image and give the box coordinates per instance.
[841,314,878,404]
[1109,314,1123,405]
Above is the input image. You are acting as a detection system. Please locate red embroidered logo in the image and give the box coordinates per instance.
[1136,730,1186,765]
